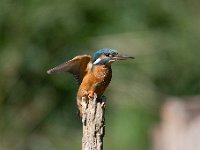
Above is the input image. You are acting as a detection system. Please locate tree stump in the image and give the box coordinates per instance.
[82,94,105,150]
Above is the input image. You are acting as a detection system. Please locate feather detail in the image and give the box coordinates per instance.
[47,55,92,85]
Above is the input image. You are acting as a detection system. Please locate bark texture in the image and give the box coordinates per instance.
[82,94,105,150]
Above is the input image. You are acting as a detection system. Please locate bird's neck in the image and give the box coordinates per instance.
[91,64,111,72]
[90,64,112,80]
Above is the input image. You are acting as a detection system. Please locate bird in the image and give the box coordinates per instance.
[47,48,134,117]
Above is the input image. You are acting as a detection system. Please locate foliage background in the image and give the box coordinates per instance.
[0,0,200,149]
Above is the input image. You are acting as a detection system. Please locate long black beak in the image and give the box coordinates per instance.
[112,54,134,60]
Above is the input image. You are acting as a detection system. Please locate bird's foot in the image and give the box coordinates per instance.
[101,95,106,108]
[88,91,95,99]
[82,91,96,108]
[82,90,93,99]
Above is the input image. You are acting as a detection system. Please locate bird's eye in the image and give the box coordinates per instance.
[105,53,109,57]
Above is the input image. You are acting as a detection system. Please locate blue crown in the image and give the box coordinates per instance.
[93,48,118,62]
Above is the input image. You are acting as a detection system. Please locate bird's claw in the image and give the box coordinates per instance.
[88,91,95,99]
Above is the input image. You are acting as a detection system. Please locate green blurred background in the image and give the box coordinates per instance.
[0,0,200,149]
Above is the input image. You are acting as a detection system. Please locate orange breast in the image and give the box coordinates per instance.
[77,65,112,99]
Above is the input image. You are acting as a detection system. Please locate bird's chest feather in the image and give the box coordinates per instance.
[78,65,112,99]
[92,65,112,86]
[80,65,112,92]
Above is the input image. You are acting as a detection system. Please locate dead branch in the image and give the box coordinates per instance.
[82,94,105,150]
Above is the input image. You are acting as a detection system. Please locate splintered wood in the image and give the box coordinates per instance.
[82,94,105,150]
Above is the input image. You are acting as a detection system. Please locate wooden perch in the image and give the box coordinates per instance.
[82,94,105,150]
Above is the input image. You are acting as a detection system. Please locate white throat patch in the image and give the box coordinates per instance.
[93,58,102,65]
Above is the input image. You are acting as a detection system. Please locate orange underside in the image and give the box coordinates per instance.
[77,65,112,116]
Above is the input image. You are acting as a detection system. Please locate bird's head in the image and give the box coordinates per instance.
[92,48,134,66]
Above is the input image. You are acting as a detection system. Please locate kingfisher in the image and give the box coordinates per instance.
[47,48,134,117]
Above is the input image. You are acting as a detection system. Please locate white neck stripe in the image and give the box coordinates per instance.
[93,58,102,65]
